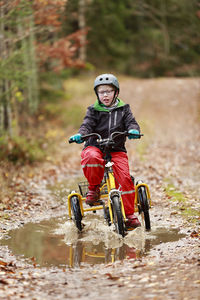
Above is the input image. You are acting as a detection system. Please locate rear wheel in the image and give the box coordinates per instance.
[112,195,125,237]
[70,196,82,231]
[137,186,151,231]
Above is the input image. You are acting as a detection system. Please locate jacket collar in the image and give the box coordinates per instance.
[93,98,125,112]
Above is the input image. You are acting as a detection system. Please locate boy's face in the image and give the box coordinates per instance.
[97,84,116,107]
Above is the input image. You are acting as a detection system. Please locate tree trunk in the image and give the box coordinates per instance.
[160,0,170,56]
[28,14,39,112]
[0,1,12,135]
[0,1,5,134]
[78,0,86,61]
[18,13,39,114]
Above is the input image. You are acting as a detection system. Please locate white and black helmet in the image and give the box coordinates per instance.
[94,73,119,92]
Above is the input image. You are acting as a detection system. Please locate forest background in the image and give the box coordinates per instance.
[0,0,199,170]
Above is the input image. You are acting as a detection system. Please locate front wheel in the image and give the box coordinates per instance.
[103,204,111,226]
[137,186,151,231]
[70,196,82,232]
[112,195,125,237]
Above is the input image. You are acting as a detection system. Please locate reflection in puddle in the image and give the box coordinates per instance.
[0,214,185,268]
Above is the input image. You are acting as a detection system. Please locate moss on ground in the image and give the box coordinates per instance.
[164,181,200,224]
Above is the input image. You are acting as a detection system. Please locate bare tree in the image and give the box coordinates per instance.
[0,1,12,135]
[0,0,39,136]
[78,0,86,61]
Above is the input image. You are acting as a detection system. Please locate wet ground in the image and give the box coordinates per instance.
[0,197,199,299]
[0,209,186,268]
[0,77,199,299]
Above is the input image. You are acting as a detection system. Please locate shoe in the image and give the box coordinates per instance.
[86,187,100,205]
[125,214,141,229]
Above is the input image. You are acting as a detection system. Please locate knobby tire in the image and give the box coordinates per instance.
[70,196,82,232]
[138,187,151,231]
[112,195,125,237]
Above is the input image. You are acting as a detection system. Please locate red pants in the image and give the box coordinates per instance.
[81,146,135,215]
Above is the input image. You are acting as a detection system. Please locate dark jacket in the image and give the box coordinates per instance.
[78,98,140,152]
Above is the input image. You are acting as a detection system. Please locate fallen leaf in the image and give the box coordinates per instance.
[0,260,7,267]
[105,273,120,280]
[190,231,199,238]
[0,279,8,285]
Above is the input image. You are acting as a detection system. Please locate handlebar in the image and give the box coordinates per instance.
[69,131,143,144]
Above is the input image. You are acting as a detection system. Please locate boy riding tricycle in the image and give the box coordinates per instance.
[68,74,151,236]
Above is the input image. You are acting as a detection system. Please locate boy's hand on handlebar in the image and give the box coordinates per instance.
[69,133,83,144]
[128,129,140,139]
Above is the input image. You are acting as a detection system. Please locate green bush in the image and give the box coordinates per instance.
[0,135,46,164]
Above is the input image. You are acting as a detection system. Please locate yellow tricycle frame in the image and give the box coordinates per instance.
[68,170,126,225]
[68,174,151,226]
[68,131,151,234]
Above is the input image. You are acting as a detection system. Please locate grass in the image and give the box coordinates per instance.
[40,74,94,129]
[164,180,200,224]
[62,75,94,108]
[64,104,86,129]
[135,119,154,160]
[164,182,187,203]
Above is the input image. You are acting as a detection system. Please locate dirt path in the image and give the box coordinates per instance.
[0,77,199,299]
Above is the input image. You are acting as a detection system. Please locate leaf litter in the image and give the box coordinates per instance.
[0,78,199,299]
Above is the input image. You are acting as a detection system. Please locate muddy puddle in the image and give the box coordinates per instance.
[0,213,185,268]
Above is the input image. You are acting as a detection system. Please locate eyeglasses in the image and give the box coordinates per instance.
[98,89,114,96]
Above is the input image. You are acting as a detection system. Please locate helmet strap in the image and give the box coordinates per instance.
[110,90,118,106]
[95,89,101,103]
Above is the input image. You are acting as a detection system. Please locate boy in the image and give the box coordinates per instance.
[69,74,141,228]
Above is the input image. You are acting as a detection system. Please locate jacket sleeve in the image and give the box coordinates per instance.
[123,104,140,132]
[78,106,97,135]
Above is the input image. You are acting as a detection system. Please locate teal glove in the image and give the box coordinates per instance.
[128,129,140,139]
[69,133,83,144]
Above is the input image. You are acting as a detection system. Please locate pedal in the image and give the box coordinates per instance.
[125,226,135,231]
[89,201,103,207]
